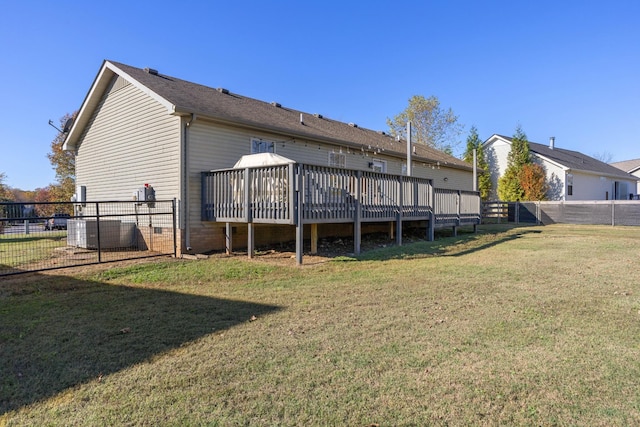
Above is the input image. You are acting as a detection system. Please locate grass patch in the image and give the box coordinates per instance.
[2,224,640,425]
[0,232,68,268]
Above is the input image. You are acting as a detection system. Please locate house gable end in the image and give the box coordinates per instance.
[74,71,181,201]
[64,60,175,151]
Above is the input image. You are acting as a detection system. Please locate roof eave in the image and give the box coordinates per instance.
[172,107,472,172]
[567,167,639,181]
[63,60,175,152]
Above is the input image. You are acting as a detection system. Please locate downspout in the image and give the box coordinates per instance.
[183,113,196,252]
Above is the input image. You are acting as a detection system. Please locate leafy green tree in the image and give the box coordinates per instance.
[47,112,77,201]
[497,126,549,201]
[507,125,531,168]
[462,126,492,200]
[498,167,524,201]
[386,95,463,154]
[498,125,531,201]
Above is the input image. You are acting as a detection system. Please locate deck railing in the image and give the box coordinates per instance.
[202,163,479,227]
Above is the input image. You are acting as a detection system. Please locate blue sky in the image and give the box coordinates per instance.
[1,0,638,190]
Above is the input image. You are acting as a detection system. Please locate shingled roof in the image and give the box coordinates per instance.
[65,60,472,171]
[495,135,636,180]
[610,158,640,174]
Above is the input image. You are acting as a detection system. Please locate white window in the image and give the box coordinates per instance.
[328,152,346,168]
[370,159,387,173]
[251,138,275,154]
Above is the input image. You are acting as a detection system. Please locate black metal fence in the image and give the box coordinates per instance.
[0,200,176,276]
[482,200,640,226]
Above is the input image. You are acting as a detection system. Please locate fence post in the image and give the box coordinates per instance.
[95,202,102,263]
[612,200,615,226]
[172,198,178,257]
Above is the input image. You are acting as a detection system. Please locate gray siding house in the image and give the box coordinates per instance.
[64,60,477,255]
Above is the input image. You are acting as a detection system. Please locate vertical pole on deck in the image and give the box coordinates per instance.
[396,176,403,246]
[473,148,478,192]
[453,190,461,237]
[295,165,304,265]
[406,121,412,177]
[245,167,254,259]
[427,180,435,241]
[354,170,362,255]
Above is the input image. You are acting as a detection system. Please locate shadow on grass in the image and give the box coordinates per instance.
[0,271,281,414]
[348,225,542,261]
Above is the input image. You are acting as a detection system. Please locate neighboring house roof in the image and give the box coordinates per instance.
[491,134,636,180]
[65,60,472,171]
[610,158,640,174]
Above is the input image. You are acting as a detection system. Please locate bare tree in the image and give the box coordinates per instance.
[592,151,614,163]
[387,95,463,154]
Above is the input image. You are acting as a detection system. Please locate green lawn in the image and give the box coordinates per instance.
[0,230,68,270]
[2,224,640,425]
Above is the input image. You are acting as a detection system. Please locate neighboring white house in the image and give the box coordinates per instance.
[610,158,640,196]
[483,134,639,201]
[63,60,476,254]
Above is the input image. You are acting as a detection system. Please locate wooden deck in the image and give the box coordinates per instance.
[202,163,481,263]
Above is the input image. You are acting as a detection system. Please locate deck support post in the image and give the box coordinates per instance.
[225,222,233,254]
[389,221,394,240]
[396,215,402,246]
[427,212,435,241]
[354,171,362,255]
[247,223,254,258]
[310,223,318,254]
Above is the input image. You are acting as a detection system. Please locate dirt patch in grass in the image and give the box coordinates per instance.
[219,227,474,266]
